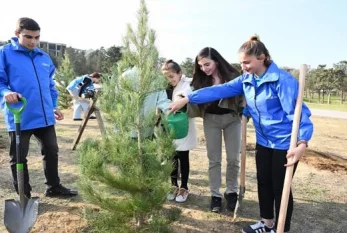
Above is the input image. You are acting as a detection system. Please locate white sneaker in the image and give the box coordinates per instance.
[167,186,178,201]
[242,220,275,233]
[175,188,189,203]
[161,159,168,166]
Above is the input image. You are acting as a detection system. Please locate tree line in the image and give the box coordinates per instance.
[281,61,347,104]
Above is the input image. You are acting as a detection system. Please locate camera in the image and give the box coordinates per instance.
[81,88,96,99]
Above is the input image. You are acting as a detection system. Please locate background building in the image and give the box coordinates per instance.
[39,41,66,57]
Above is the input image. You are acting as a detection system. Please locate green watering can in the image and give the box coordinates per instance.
[167,111,189,139]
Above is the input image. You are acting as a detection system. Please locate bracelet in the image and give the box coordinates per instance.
[297,140,308,148]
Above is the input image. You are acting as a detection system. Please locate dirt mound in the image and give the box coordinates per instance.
[246,143,347,174]
[302,150,347,173]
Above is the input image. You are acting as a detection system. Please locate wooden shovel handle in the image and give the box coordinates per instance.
[276,64,307,233]
[240,115,247,187]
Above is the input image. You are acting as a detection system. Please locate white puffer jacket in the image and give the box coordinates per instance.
[172,75,198,151]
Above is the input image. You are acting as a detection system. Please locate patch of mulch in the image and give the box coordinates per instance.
[246,143,347,173]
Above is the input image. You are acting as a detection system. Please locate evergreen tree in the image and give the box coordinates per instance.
[78,0,177,232]
[180,57,194,78]
[54,52,75,109]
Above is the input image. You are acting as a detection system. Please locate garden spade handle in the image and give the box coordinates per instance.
[6,97,27,208]
[276,65,307,233]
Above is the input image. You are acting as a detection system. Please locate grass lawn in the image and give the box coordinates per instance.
[305,102,347,112]
[304,94,347,112]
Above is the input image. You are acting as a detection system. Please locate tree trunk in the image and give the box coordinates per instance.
[341,89,344,104]
[136,119,143,170]
[327,92,331,105]
[310,90,314,103]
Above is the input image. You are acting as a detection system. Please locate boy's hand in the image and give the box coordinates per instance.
[4,92,22,103]
[54,109,64,121]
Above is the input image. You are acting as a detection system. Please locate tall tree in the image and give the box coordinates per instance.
[54,52,75,109]
[181,57,194,77]
[102,46,123,74]
[65,47,88,75]
[78,0,176,232]
[86,48,104,73]
[86,46,123,75]
[310,65,327,103]
[157,56,167,70]
[324,68,337,104]
[334,61,347,103]
[231,63,242,73]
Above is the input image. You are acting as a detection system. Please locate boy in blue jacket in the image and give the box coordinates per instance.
[169,36,313,233]
[0,17,77,198]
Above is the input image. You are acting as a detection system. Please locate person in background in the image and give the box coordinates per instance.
[66,72,101,121]
[121,66,172,139]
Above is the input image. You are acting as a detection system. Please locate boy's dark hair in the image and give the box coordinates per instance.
[16,17,40,33]
[191,47,240,90]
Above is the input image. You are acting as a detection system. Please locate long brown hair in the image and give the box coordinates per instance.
[191,47,240,90]
[191,47,242,113]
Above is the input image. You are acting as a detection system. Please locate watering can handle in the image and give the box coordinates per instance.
[6,97,27,123]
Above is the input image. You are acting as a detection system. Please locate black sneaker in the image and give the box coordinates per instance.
[25,192,31,199]
[210,196,222,213]
[44,184,78,197]
[224,192,238,211]
[73,118,83,121]
[242,220,275,233]
[89,116,97,119]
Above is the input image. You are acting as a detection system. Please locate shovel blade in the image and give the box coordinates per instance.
[4,197,39,233]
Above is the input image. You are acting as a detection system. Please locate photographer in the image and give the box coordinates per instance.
[66,72,101,121]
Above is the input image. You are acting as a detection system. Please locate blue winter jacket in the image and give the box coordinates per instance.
[0,37,58,131]
[189,61,313,150]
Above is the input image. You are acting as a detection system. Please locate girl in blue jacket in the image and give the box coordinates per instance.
[169,36,314,233]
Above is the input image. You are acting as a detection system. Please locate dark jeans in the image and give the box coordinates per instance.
[255,144,298,232]
[9,125,60,195]
[171,150,190,190]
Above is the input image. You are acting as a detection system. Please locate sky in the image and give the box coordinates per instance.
[0,0,346,69]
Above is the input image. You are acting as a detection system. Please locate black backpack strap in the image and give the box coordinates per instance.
[78,76,92,97]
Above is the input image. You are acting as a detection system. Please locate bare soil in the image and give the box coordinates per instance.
[0,111,346,233]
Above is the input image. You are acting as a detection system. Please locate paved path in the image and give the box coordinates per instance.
[310,109,347,119]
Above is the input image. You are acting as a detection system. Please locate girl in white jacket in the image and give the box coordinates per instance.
[161,60,198,203]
